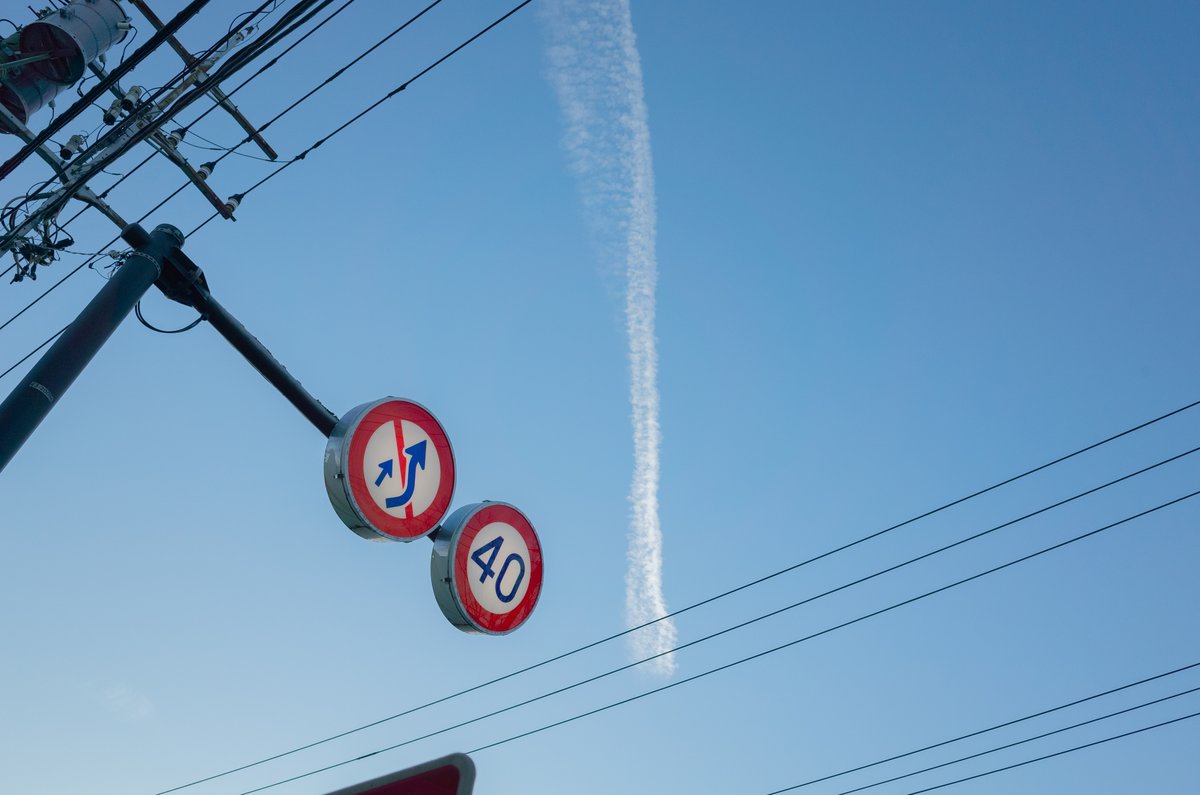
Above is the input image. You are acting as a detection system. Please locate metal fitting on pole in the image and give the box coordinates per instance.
[58,133,85,160]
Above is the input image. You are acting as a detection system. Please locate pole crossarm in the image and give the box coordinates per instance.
[128,0,278,160]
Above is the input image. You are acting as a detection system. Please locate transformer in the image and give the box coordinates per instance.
[0,0,129,132]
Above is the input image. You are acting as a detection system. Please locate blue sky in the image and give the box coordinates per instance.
[1,1,1198,793]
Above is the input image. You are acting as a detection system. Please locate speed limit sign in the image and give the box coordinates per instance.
[430,502,543,634]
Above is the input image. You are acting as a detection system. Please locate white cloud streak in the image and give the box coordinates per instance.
[542,0,676,673]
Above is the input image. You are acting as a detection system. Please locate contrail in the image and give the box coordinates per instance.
[543,0,676,673]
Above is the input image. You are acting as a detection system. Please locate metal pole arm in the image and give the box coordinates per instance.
[125,225,340,437]
[189,284,340,437]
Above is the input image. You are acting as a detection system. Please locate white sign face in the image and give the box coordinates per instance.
[464,521,532,617]
[430,502,544,635]
[361,419,443,520]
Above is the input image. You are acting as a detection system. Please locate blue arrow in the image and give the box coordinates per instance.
[385,440,428,509]
[374,458,394,487]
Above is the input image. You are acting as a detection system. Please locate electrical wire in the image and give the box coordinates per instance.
[7,3,292,261]
[89,0,330,160]
[6,0,442,292]
[134,299,203,334]
[181,0,529,238]
[227,0,282,37]
[32,0,297,246]
[160,0,444,182]
[230,488,1200,794]
[179,131,276,161]
[458,490,1200,756]
[897,710,1200,795]
[0,178,193,336]
[763,660,1200,793]
[118,24,140,67]
[0,256,99,332]
[169,0,452,240]
[74,47,111,97]
[0,0,216,181]
[0,323,68,381]
[68,0,277,171]
[771,689,1200,794]
[227,0,533,211]
[0,0,286,251]
[0,0,361,318]
[54,0,360,227]
[152,440,1200,794]
[834,687,1200,793]
[1,6,1189,792]
[1,0,360,289]
[180,0,362,136]
[205,0,446,150]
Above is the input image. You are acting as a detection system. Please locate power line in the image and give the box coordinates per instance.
[233,488,1200,793]
[3,0,429,311]
[155,444,1199,793]
[0,324,68,381]
[144,404,1200,792]
[763,660,1200,793]
[0,0,271,221]
[1,0,358,291]
[2,0,520,379]
[0,0,327,324]
[6,0,508,311]
[31,0,352,238]
[0,178,193,338]
[197,0,535,230]
[199,0,446,155]
[0,149,157,280]
[459,490,1200,755]
[178,0,363,136]
[783,686,1200,795]
[0,255,103,334]
[164,0,448,228]
[34,0,336,219]
[2,0,312,253]
[899,710,1200,795]
[0,0,290,290]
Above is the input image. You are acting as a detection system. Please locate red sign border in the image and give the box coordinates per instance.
[449,503,543,634]
[345,398,455,541]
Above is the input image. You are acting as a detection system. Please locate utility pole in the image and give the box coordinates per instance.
[0,224,180,472]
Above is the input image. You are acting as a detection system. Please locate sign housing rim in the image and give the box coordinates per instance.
[430,501,543,635]
[324,396,455,542]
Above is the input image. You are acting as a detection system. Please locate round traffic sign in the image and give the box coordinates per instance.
[430,502,544,634]
[324,397,455,542]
